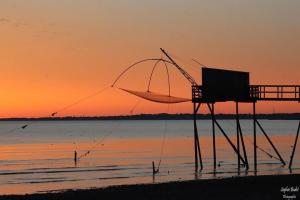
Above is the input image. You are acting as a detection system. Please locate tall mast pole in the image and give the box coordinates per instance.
[160,48,198,86]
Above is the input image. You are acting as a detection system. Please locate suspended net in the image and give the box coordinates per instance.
[119,88,191,104]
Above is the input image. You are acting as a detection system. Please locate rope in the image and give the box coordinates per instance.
[77,98,138,162]
[191,59,208,68]
[77,131,111,160]
[76,117,127,162]
[2,119,41,136]
[1,86,110,135]
[244,136,281,162]
[2,124,30,136]
[226,119,281,162]
[165,51,205,71]
[130,99,142,114]
[156,103,170,171]
[51,86,110,117]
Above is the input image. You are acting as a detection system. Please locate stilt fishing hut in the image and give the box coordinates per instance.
[12,48,299,173]
[191,64,300,172]
[113,48,300,172]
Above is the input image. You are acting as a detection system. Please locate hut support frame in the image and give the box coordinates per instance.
[289,121,300,168]
[236,102,249,170]
[193,102,203,171]
[192,100,291,171]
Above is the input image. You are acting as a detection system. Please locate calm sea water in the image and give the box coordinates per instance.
[0,120,299,194]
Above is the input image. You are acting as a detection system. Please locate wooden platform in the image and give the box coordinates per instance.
[192,85,300,102]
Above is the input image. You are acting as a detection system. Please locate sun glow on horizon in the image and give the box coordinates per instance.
[0,0,299,117]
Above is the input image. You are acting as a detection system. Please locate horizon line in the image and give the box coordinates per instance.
[1,112,300,120]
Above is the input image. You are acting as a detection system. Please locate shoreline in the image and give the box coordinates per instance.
[1,174,299,200]
[1,113,300,121]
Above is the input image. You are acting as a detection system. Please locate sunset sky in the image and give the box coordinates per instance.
[0,0,299,117]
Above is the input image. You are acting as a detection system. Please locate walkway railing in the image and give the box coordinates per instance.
[192,85,300,102]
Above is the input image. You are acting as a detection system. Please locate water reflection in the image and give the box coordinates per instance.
[0,120,299,195]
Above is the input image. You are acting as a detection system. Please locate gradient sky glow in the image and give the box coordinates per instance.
[0,0,300,117]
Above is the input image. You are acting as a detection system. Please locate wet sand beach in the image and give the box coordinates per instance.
[1,174,299,200]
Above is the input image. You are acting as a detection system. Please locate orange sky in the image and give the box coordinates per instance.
[0,0,299,117]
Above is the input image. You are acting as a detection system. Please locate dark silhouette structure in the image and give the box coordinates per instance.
[114,48,300,172]
[74,150,77,165]
[201,68,250,102]
[192,67,300,171]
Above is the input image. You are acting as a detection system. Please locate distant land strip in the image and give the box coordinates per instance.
[0,113,300,121]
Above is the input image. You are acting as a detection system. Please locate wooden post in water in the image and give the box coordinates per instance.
[74,150,77,165]
[193,102,202,171]
[236,102,240,170]
[237,119,249,170]
[152,161,156,175]
[193,103,198,171]
[211,103,216,170]
[253,102,257,172]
